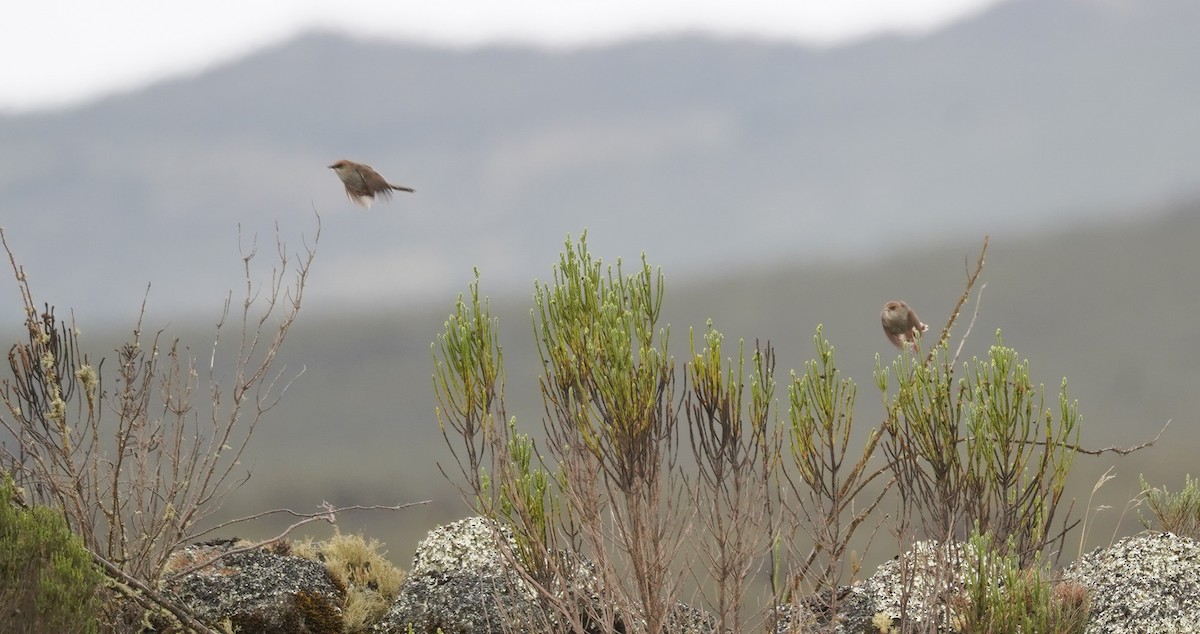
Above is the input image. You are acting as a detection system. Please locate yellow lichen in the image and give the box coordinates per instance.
[292,531,405,632]
[872,611,896,633]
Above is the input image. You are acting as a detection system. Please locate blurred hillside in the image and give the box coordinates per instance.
[4,198,1188,567]
[2,0,1200,322]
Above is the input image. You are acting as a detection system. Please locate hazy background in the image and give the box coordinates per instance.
[2,0,1198,580]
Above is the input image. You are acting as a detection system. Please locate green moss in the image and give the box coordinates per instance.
[0,473,103,633]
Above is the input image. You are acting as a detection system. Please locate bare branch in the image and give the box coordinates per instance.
[950,283,986,370]
[164,500,430,582]
[1062,419,1171,456]
[927,235,988,366]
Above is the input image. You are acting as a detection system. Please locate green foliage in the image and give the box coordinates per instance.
[436,232,686,632]
[533,231,673,489]
[533,231,682,631]
[959,528,1090,634]
[1139,474,1200,538]
[495,420,556,575]
[787,327,889,593]
[433,269,507,496]
[879,332,1079,563]
[433,233,1087,632]
[432,270,561,585]
[686,322,778,631]
[688,323,775,458]
[0,474,102,634]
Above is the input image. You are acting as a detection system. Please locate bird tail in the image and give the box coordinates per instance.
[391,185,415,193]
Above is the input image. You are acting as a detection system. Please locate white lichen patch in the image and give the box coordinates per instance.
[409,516,521,580]
[1064,532,1200,633]
[862,540,979,631]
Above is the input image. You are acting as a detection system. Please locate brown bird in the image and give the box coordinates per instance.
[881,300,929,350]
[328,160,414,208]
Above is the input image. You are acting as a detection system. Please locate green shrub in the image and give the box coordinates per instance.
[958,528,1090,634]
[434,233,1091,632]
[878,333,1079,564]
[786,327,889,596]
[435,233,688,632]
[0,474,102,634]
[1139,474,1200,538]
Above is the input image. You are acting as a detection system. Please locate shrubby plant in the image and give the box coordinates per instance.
[433,271,589,628]
[532,237,686,633]
[686,323,778,632]
[958,527,1090,634]
[785,327,890,607]
[0,224,317,632]
[878,334,1080,565]
[1138,474,1200,539]
[436,236,688,632]
[433,232,1106,633]
[0,473,102,634]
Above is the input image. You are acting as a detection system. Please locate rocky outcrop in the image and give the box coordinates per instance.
[161,525,1200,633]
[373,517,717,634]
[165,539,345,634]
[1064,532,1200,634]
[372,517,550,633]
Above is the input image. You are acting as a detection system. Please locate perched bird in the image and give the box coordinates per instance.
[881,300,929,350]
[328,160,414,208]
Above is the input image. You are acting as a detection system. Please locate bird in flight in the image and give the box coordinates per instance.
[881,300,929,350]
[329,160,414,208]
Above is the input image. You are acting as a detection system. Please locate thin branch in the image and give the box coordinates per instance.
[188,500,431,541]
[92,551,225,634]
[927,235,988,366]
[950,283,986,370]
[1062,419,1171,456]
[165,499,431,582]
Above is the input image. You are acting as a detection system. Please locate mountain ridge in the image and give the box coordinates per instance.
[1,0,1197,326]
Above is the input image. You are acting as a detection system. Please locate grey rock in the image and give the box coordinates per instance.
[1064,531,1200,634]
[769,540,978,634]
[374,517,551,634]
[376,516,718,634]
[161,530,1200,633]
[166,540,345,634]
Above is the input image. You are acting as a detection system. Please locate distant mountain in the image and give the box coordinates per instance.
[2,0,1199,324]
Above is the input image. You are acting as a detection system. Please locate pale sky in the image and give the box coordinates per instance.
[1,0,1005,113]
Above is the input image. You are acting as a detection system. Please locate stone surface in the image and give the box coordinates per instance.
[374,517,551,634]
[768,540,976,634]
[1064,531,1200,634]
[375,516,718,634]
[162,526,1200,633]
[166,539,345,634]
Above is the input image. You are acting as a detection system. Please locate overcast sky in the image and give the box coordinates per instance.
[1,0,1007,113]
